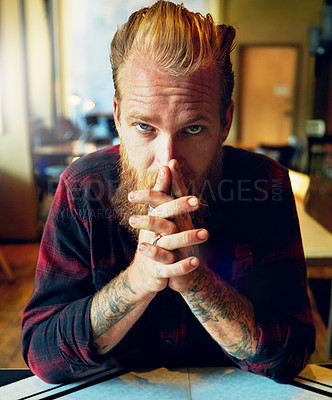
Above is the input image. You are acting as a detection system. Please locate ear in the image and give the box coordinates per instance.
[221,100,234,143]
[113,96,120,132]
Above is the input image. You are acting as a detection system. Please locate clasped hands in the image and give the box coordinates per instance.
[128,159,209,294]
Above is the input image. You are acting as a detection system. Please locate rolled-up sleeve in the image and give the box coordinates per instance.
[221,159,315,382]
[21,172,111,383]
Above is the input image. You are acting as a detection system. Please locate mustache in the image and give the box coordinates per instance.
[112,140,223,237]
[119,145,199,195]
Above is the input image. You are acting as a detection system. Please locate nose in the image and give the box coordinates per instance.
[154,133,178,167]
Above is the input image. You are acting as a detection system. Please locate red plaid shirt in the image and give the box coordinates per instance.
[22,145,315,383]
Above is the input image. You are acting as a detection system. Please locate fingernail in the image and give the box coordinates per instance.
[129,216,140,226]
[128,192,136,201]
[188,197,198,207]
[197,229,208,240]
[174,160,179,170]
[190,257,199,267]
[159,168,165,178]
[139,243,148,252]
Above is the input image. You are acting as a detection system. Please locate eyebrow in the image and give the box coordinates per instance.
[126,112,156,124]
[126,111,212,125]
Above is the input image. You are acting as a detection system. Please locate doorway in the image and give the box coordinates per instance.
[238,45,299,147]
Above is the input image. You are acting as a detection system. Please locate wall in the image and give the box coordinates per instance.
[225,0,323,141]
[0,0,40,241]
[57,0,322,142]
[57,0,207,121]
[25,0,53,129]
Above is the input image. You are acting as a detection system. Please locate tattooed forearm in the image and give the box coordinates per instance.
[91,270,138,340]
[90,268,155,355]
[182,266,258,360]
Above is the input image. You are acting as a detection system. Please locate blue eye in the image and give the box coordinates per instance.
[136,123,151,132]
[185,125,203,134]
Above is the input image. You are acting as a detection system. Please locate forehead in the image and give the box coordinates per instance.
[118,56,220,113]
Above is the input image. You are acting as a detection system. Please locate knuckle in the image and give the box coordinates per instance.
[147,215,154,228]
[178,200,186,215]
[168,251,177,264]
[155,246,175,265]
[177,259,191,275]
[166,222,178,235]
[177,263,185,275]
[184,231,192,245]
[148,189,158,203]
[153,245,161,258]
[155,266,164,278]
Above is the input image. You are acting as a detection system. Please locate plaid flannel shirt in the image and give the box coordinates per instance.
[22,145,315,383]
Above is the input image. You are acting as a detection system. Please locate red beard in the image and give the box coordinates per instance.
[112,140,223,237]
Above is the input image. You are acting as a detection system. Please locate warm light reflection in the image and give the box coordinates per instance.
[84,100,96,112]
[0,76,3,135]
[73,140,96,154]
[68,94,82,106]
[289,169,310,202]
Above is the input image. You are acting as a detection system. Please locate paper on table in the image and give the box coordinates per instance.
[55,368,190,400]
[1,366,331,400]
[188,367,330,399]
[0,367,123,400]
[0,368,190,400]
[0,374,60,400]
[49,367,332,400]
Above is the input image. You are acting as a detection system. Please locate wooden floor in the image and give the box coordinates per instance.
[0,242,39,368]
[0,241,330,369]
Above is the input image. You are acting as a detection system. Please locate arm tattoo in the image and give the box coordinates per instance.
[92,270,137,340]
[182,266,257,360]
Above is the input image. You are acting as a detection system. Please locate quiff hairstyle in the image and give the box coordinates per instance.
[110,0,236,119]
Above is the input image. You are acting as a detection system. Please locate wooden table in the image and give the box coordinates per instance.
[295,198,332,263]
[295,197,332,359]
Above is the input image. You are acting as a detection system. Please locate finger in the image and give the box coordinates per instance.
[157,228,209,251]
[148,166,171,214]
[150,196,200,219]
[128,189,172,208]
[153,166,172,195]
[138,242,177,264]
[129,194,199,218]
[168,159,197,231]
[155,257,200,278]
[129,214,178,235]
[138,242,200,277]
[168,159,187,198]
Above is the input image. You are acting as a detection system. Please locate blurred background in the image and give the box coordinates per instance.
[0,0,332,369]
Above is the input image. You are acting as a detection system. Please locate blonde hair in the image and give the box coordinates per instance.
[110,0,235,116]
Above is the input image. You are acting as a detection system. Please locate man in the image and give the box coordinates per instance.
[22,0,315,384]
